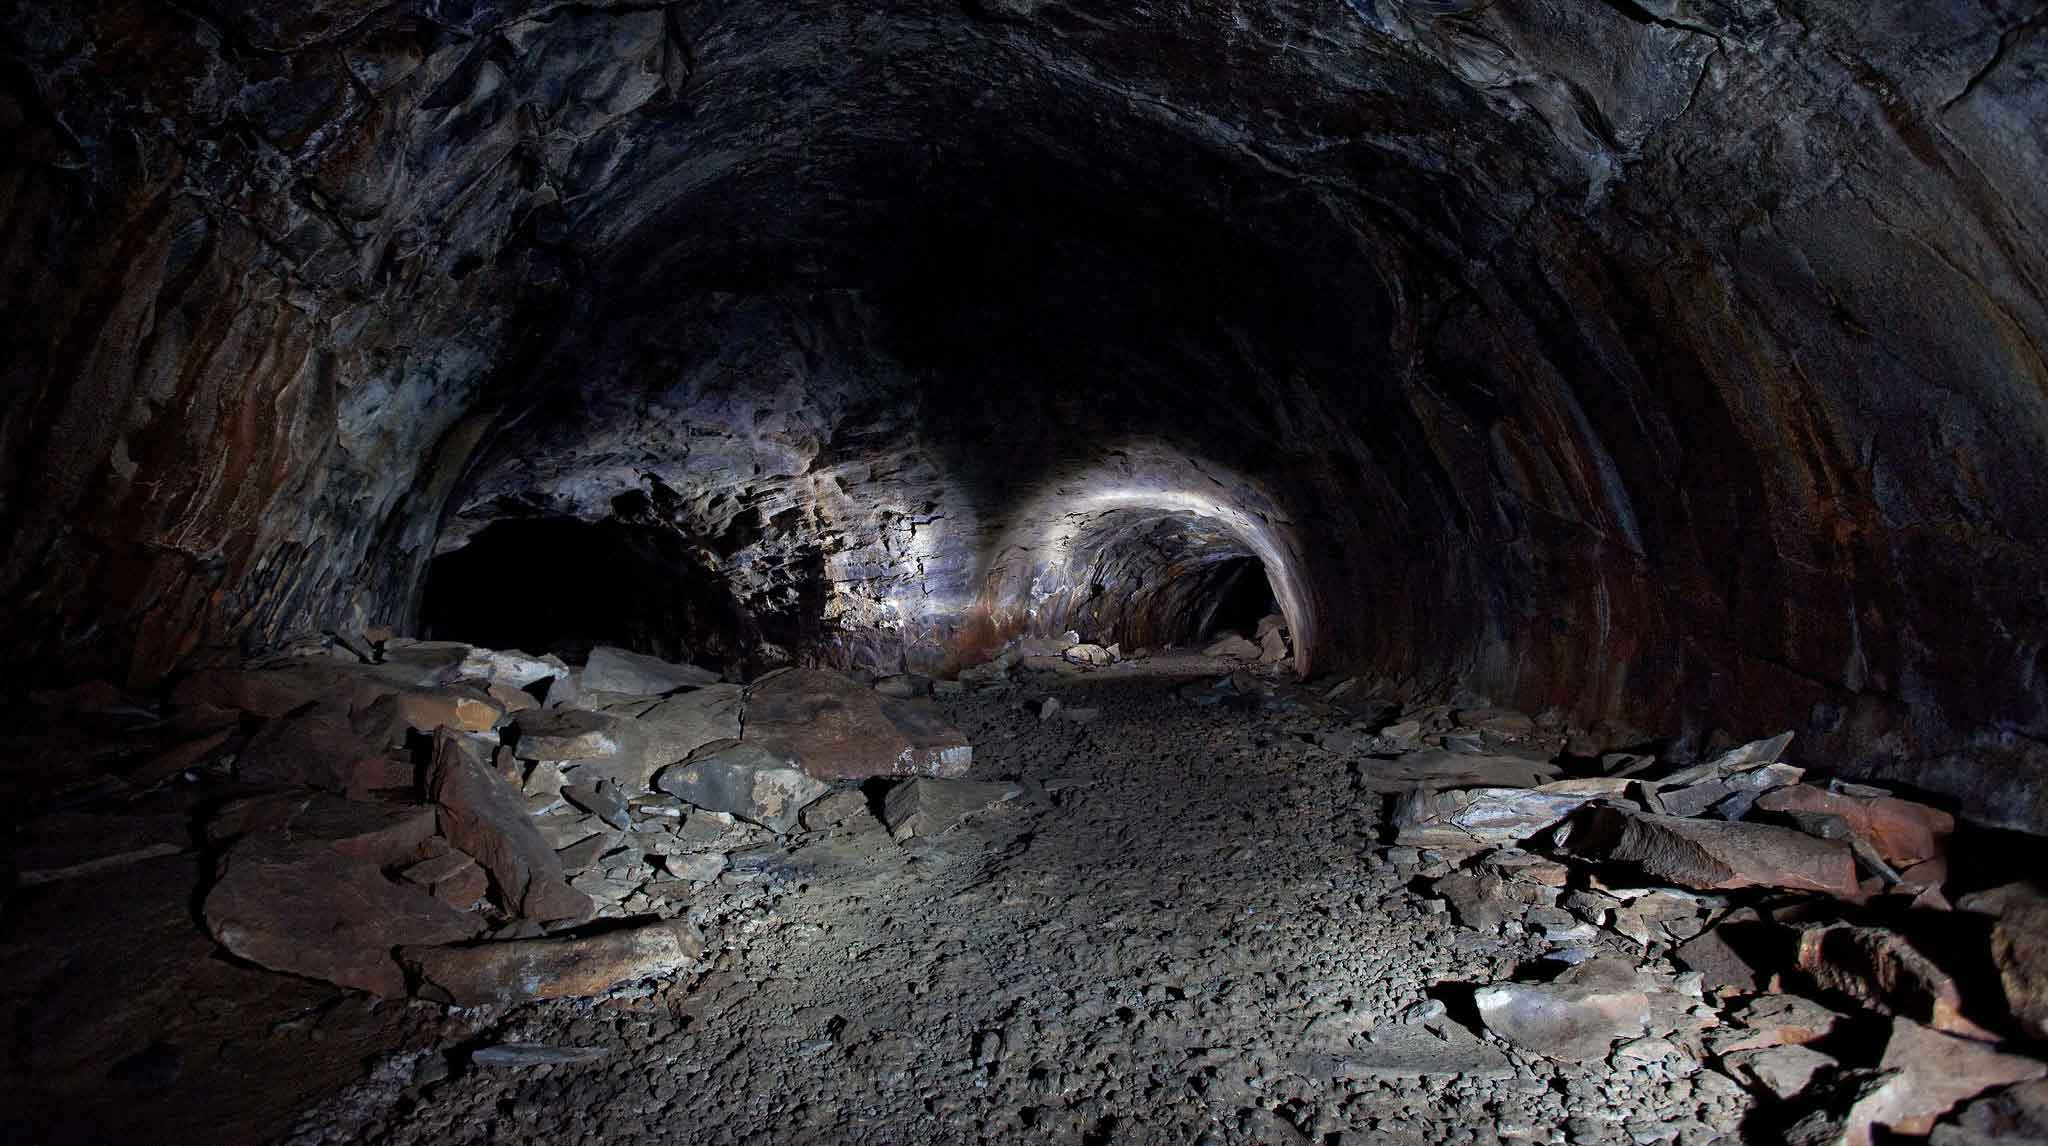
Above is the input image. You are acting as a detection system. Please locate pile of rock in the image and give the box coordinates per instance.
[1350,708,2048,1142]
[1202,613,1294,664]
[42,639,978,1010]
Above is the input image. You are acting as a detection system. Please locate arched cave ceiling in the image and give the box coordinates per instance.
[1,0,2045,826]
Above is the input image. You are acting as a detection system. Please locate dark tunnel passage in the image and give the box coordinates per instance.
[418,517,758,671]
[4,1,2048,1141]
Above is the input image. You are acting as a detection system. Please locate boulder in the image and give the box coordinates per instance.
[744,669,970,779]
[1472,958,1652,1061]
[1987,890,2048,1039]
[562,778,632,831]
[1724,1044,1837,1100]
[1931,1079,2048,1145]
[403,917,705,1007]
[393,686,503,737]
[427,731,592,923]
[235,705,394,793]
[458,648,568,688]
[1843,1020,2048,1139]
[655,743,829,834]
[580,646,720,695]
[1795,923,1997,1040]
[1257,627,1289,664]
[205,832,480,996]
[1429,868,1516,931]
[881,778,1025,842]
[1062,643,1113,666]
[1203,634,1261,659]
[512,708,630,761]
[1755,785,1955,866]
[1559,806,1859,896]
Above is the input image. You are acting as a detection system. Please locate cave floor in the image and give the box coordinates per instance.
[271,658,1750,1146]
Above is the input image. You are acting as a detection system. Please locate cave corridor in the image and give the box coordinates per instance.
[3,2,2048,1143]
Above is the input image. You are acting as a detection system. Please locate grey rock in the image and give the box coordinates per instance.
[1473,959,1652,1061]
[655,744,829,834]
[580,646,719,695]
[562,778,631,831]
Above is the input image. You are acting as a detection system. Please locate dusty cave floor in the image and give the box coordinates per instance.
[272,656,1748,1146]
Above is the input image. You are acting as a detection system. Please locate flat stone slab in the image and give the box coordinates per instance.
[1473,958,1653,1061]
[745,669,972,780]
[206,834,480,997]
[580,646,719,695]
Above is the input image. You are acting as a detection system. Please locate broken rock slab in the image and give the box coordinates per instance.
[1473,958,1653,1061]
[655,743,829,834]
[1796,923,1999,1040]
[1756,784,1955,866]
[1560,806,1859,896]
[883,778,1025,842]
[1062,643,1113,666]
[205,832,481,997]
[744,669,971,780]
[428,730,592,924]
[1724,1044,1838,1101]
[1391,785,1596,848]
[403,917,705,1008]
[579,646,719,695]
[1931,1079,2048,1145]
[512,708,630,762]
[1848,1019,2048,1139]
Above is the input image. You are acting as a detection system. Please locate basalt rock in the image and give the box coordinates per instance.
[744,670,970,780]
[427,731,592,924]
[205,832,481,997]
[1561,807,1859,897]
[402,918,705,1008]
[579,646,720,696]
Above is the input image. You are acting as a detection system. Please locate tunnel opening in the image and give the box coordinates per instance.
[1025,506,1293,658]
[418,516,755,670]
[1195,556,1279,642]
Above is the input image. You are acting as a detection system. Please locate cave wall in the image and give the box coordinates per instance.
[2,0,2045,826]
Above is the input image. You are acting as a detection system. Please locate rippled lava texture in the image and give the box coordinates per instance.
[1,0,2044,826]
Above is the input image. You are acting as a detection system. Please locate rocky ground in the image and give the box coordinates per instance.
[5,639,2046,1145]
[285,653,1755,1146]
